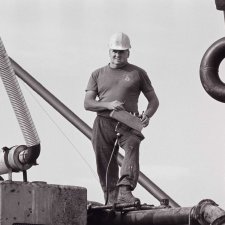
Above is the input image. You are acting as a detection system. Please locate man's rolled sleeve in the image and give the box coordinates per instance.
[140,70,154,94]
[85,72,98,92]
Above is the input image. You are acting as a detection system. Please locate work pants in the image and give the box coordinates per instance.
[92,115,144,197]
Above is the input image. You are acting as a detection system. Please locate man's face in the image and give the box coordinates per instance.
[109,49,130,68]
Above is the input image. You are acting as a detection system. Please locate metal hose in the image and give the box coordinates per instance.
[0,37,40,167]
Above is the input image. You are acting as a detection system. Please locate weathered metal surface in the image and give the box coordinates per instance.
[88,207,193,225]
[0,146,32,175]
[193,199,225,225]
[0,181,87,225]
[88,199,225,225]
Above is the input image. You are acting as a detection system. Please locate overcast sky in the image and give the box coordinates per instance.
[0,0,225,209]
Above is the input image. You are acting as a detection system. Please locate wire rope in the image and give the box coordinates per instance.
[21,82,98,180]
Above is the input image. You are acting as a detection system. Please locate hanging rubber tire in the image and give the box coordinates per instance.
[200,37,225,103]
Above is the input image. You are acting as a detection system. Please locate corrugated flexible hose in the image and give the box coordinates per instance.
[0,37,40,167]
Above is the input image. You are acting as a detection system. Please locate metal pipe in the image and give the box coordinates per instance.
[10,58,179,207]
[0,145,32,174]
[88,200,225,225]
[88,207,192,225]
[10,58,93,140]
[0,38,40,170]
[193,199,225,225]
[18,144,40,165]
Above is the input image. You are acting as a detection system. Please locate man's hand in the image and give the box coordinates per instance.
[141,114,150,127]
[107,100,125,111]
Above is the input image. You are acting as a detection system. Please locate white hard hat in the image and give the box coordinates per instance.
[109,32,131,50]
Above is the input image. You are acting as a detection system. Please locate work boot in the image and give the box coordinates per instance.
[117,185,140,204]
[105,188,118,205]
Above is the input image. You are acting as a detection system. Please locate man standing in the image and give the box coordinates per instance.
[84,32,159,205]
